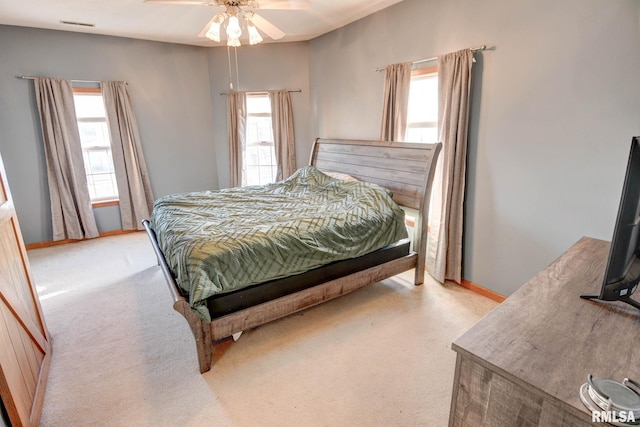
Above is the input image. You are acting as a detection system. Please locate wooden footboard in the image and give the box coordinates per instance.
[173,299,213,374]
[142,219,214,373]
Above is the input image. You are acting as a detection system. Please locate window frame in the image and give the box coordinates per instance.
[243,91,277,186]
[72,87,119,207]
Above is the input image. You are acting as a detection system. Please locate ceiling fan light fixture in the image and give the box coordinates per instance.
[146,0,302,45]
[247,22,263,45]
[205,20,222,42]
[226,15,242,39]
[227,36,241,47]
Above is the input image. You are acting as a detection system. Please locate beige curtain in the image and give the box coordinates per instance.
[269,90,296,181]
[226,91,246,187]
[34,77,99,241]
[101,81,154,231]
[380,61,412,141]
[427,49,474,284]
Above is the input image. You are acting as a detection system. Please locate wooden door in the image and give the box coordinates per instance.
[0,152,51,427]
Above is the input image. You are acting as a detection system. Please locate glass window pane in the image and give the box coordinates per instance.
[87,149,114,173]
[407,76,438,122]
[73,93,106,118]
[406,72,439,143]
[257,118,273,143]
[74,90,119,201]
[259,166,276,184]
[258,145,274,164]
[244,93,276,186]
[78,122,110,148]
[245,166,260,187]
[406,127,438,144]
[92,173,118,199]
[246,94,271,114]
[244,145,257,165]
[246,116,273,145]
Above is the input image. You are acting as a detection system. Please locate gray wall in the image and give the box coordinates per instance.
[0,25,218,244]
[309,0,640,295]
[207,42,311,188]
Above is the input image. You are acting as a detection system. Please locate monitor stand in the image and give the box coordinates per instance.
[580,294,640,311]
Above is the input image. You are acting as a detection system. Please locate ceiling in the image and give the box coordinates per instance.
[0,0,404,47]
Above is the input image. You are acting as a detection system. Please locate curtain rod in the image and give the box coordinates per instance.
[375,44,488,72]
[16,75,129,84]
[219,89,302,95]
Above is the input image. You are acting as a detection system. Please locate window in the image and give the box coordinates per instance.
[406,66,438,143]
[244,93,276,186]
[73,88,118,203]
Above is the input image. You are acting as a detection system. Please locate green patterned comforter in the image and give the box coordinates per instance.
[151,166,408,321]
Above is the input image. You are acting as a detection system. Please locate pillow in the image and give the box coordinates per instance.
[324,171,360,182]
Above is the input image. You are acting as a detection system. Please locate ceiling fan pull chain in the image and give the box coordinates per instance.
[227,44,234,90]
[234,46,240,91]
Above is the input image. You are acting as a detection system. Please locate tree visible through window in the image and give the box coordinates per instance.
[244,92,277,186]
[406,66,438,143]
[73,88,119,202]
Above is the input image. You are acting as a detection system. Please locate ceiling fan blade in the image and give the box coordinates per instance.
[256,0,311,10]
[197,16,216,38]
[250,13,285,40]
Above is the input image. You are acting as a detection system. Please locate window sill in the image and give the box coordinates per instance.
[92,200,119,208]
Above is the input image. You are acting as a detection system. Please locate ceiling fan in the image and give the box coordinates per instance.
[143,0,311,46]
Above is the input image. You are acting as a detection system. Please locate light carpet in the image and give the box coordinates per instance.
[27,232,497,427]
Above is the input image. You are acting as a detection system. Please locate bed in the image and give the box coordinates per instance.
[143,138,441,373]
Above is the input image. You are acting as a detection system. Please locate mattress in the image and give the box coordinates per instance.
[150,166,408,321]
[206,238,411,318]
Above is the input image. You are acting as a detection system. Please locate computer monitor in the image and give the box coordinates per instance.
[581,136,640,310]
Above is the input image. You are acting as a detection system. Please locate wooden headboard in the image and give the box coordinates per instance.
[309,138,442,211]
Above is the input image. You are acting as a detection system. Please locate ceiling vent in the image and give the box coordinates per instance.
[60,20,95,28]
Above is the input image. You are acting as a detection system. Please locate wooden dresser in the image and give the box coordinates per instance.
[449,237,640,426]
